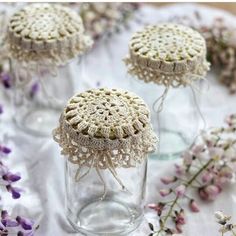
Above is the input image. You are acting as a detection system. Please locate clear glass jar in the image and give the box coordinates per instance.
[129,77,204,160]
[65,156,148,236]
[11,59,79,136]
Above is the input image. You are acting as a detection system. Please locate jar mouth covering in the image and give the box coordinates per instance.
[7,3,92,66]
[124,23,210,87]
[53,88,157,190]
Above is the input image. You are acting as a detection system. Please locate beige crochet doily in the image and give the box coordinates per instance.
[7,3,92,66]
[53,88,157,189]
[124,23,210,87]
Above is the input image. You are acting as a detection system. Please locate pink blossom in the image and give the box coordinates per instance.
[148,203,165,216]
[192,144,205,155]
[175,209,186,225]
[161,176,177,185]
[175,164,185,176]
[202,133,217,147]
[199,185,222,201]
[219,166,233,179]
[201,171,213,183]
[209,147,224,159]
[189,199,200,212]
[175,185,186,197]
[159,189,171,197]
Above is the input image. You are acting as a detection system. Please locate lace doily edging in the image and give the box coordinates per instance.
[6,33,93,66]
[124,56,210,87]
[53,123,158,169]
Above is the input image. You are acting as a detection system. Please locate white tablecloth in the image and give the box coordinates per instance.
[1,3,236,236]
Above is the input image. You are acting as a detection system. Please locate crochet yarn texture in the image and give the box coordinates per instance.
[53,88,157,173]
[7,3,92,65]
[124,23,210,87]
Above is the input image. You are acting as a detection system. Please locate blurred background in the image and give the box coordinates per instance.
[152,3,236,15]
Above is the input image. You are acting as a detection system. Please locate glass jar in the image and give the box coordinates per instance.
[53,88,157,236]
[129,76,205,159]
[7,3,92,136]
[65,155,147,236]
[124,23,210,159]
[11,59,76,136]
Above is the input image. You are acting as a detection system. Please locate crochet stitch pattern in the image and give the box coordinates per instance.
[53,88,157,176]
[7,3,92,66]
[124,23,210,87]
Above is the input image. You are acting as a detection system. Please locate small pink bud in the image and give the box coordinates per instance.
[159,189,171,197]
[161,176,177,185]
[205,185,221,200]
[189,199,200,212]
[175,185,186,197]
[201,171,213,183]
[192,144,205,155]
[148,203,165,216]
[175,164,185,176]
[175,209,186,225]
[198,187,208,200]
[199,185,222,201]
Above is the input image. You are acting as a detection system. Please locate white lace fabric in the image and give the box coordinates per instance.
[53,88,157,170]
[124,23,210,87]
[6,3,92,66]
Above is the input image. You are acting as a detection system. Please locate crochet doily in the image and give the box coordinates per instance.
[7,3,92,66]
[124,23,210,87]
[53,88,157,174]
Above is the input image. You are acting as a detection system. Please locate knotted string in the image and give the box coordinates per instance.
[152,86,169,113]
[36,63,64,109]
[73,151,130,202]
[152,73,208,157]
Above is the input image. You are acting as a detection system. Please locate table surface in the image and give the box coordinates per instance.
[1,3,236,236]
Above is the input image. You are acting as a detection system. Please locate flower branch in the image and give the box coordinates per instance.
[148,114,236,235]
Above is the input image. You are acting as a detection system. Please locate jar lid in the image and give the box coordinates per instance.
[124,23,210,87]
[7,3,92,65]
[53,88,157,168]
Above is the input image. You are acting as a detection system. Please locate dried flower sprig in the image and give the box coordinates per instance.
[215,211,236,236]
[0,210,38,236]
[74,3,140,41]
[168,11,236,93]
[148,114,236,235]
[0,106,38,235]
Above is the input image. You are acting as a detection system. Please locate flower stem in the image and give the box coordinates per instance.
[154,158,214,235]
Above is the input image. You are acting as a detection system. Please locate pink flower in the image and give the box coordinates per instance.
[175,164,185,176]
[209,147,224,159]
[189,199,200,212]
[192,144,205,155]
[202,133,217,147]
[148,203,165,216]
[175,209,186,225]
[199,185,222,201]
[159,189,171,197]
[175,185,186,197]
[161,176,177,185]
[219,166,233,179]
[174,210,185,233]
[214,170,232,186]
[201,171,213,183]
